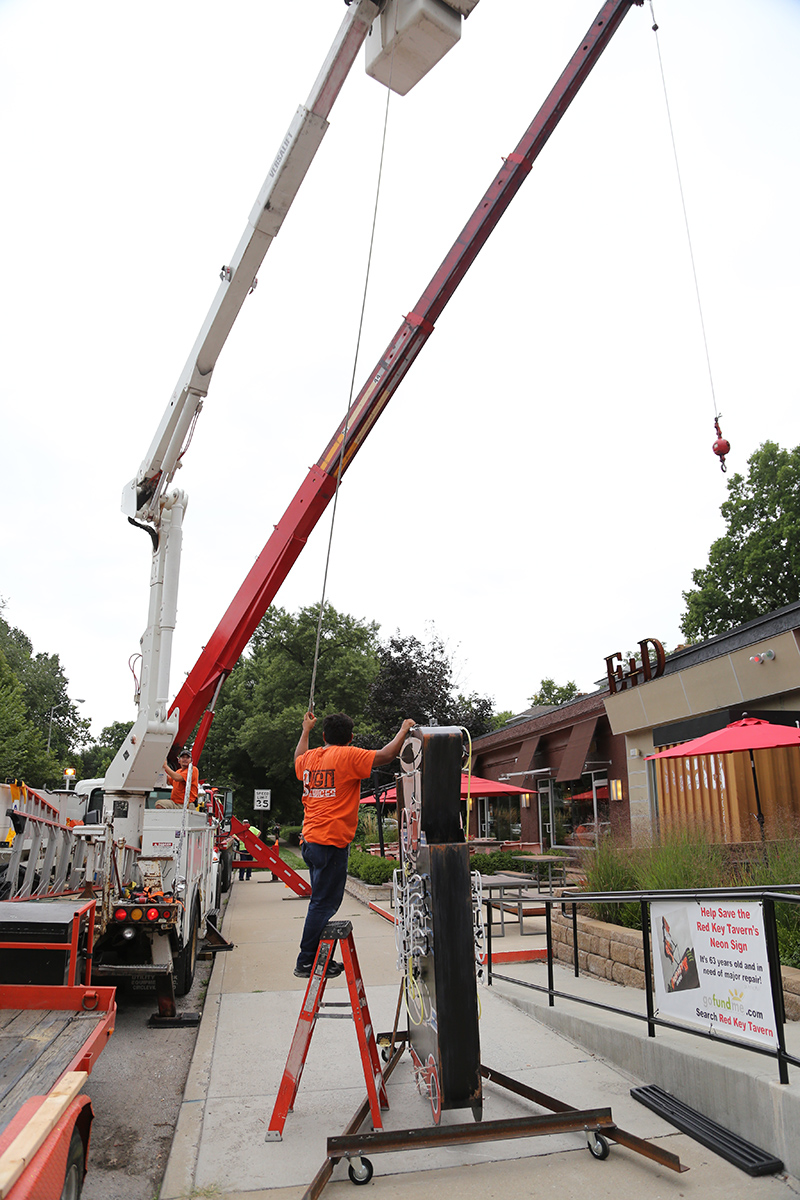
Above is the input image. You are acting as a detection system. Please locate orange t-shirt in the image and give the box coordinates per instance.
[296,744,376,848]
[170,767,199,807]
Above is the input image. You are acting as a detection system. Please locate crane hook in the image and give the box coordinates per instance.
[712,416,730,474]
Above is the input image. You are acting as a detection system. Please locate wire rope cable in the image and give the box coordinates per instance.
[308,15,399,712]
[648,1,720,426]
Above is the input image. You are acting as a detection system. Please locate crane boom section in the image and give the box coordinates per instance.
[122,0,384,526]
[172,0,642,751]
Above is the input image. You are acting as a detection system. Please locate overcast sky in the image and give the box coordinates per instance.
[1,0,798,739]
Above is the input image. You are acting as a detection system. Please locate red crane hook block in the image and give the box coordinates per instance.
[713,416,730,473]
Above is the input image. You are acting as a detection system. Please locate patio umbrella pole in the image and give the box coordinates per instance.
[749,749,767,844]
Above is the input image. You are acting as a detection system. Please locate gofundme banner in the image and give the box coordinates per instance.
[650,900,778,1051]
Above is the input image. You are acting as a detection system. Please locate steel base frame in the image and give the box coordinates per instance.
[300,1045,686,1198]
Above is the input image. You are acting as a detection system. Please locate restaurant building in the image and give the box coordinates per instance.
[470,600,800,850]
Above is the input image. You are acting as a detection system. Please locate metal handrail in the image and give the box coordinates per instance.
[484,885,800,1085]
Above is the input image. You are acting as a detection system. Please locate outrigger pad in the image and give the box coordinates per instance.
[148,1011,201,1028]
[631,1084,783,1176]
[201,917,234,951]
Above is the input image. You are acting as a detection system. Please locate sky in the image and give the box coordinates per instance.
[1,0,798,739]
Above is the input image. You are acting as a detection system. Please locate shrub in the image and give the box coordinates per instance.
[347,849,397,886]
[580,827,800,964]
[469,850,523,876]
[583,835,640,928]
[280,825,303,847]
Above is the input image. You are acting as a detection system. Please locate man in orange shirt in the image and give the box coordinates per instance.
[156,750,199,809]
[293,710,415,978]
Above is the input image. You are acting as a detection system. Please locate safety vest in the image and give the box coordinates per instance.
[238,825,261,849]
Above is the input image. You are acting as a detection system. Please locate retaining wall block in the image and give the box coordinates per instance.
[587,953,615,981]
[609,939,639,970]
[611,960,646,989]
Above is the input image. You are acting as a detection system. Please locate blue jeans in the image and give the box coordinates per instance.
[297,842,349,969]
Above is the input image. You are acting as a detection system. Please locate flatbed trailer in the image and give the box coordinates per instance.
[0,901,115,1199]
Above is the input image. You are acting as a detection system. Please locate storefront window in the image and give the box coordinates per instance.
[544,774,609,848]
[477,795,522,841]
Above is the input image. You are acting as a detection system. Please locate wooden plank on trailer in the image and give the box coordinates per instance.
[0,1070,87,1199]
[0,1012,52,1039]
[0,1015,98,1136]
[0,1016,72,1102]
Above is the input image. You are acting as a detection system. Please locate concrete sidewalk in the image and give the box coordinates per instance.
[160,874,800,1200]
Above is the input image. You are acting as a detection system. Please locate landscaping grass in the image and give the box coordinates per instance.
[582,827,800,965]
[278,846,305,871]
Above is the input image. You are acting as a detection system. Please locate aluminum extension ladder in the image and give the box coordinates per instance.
[265,920,388,1140]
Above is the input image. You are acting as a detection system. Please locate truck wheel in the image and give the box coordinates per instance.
[220,848,233,893]
[60,1128,85,1200]
[174,901,199,997]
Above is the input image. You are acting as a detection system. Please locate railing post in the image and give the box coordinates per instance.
[486,899,493,987]
[640,898,656,1038]
[763,896,789,1084]
[572,901,580,978]
[545,900,554,1006]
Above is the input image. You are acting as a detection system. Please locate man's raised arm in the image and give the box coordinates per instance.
[373,718,416,767]
[295,710,317,763]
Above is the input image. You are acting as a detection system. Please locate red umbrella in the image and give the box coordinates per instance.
[360,772,532,804]
[647,718,800,839]
[648,718,800,759]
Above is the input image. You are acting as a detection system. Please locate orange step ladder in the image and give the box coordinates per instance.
[265,920,388,1141]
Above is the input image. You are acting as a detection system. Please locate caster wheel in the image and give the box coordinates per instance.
[587,1132,610,1160]
[348,1157,374,1185]
[428,1058,441,1125]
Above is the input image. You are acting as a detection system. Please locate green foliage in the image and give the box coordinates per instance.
[201,607,501,825]
[201,603,381,823]
[582,834,641,927]
[347,849,398,886]
[0,604,89,785]
[0,647,53,782]
[528,678,579,708]
[364,627,497,747]
[681,441,800,641]
[78,720,131,779]
[582,830,800,963]
[355,809,398,846]
[636,831,729,893]
[279,825,303,847]
[469,850,524,876]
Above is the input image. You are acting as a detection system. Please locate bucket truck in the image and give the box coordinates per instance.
[0,1,483,1023]
[3,0,642,1033]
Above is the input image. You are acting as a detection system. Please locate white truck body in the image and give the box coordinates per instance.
[1,780,220,1004]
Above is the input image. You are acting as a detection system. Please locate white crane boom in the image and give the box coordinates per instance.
[121,0,384,528]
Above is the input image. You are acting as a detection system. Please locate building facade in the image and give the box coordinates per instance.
[471,600,800,849]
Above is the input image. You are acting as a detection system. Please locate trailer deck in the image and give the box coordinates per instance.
[0,985,116,1138]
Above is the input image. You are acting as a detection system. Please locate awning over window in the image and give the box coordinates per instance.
[517,734,541,769]
[556,717,598,783]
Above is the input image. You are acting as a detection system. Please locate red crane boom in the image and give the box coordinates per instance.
[173,0,643,757]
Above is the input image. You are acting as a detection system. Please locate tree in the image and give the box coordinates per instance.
[201,603,381,823]
[528,678,579,707]
[364,629,497,744]
[0,604,90,765]
[0,647,52,782]
[680,441,800,642]
[78,720,132,779]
